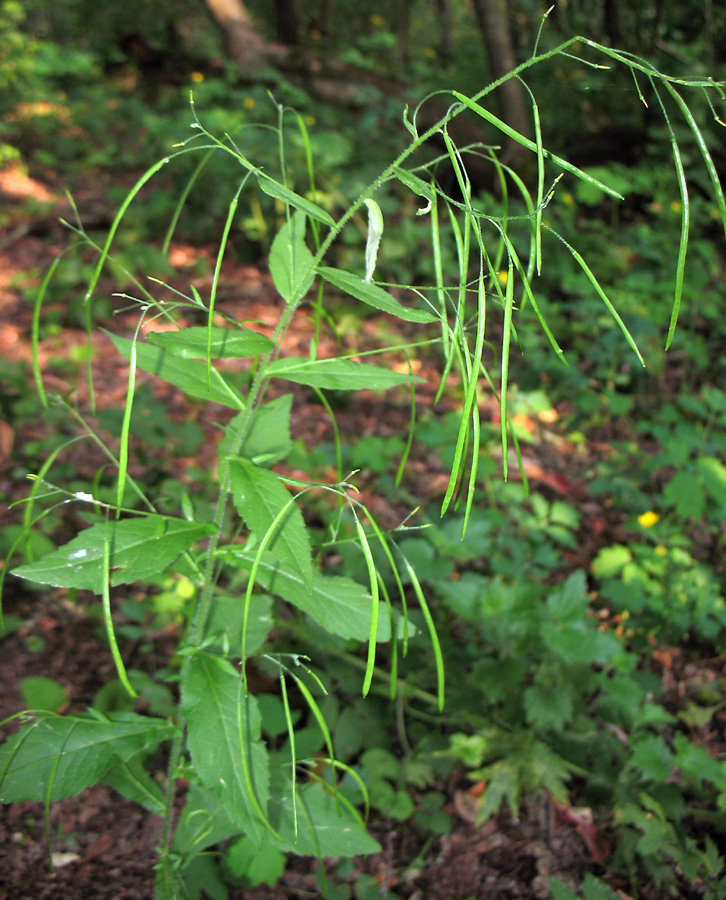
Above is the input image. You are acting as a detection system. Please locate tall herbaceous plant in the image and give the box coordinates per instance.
[1,22,724,899]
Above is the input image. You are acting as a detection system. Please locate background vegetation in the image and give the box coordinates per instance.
[1,2,726,899]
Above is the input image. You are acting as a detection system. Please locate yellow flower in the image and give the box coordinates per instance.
[654,545,668,557]
[637,511,660,528]
[305,115,316,126]
[243,97,256,109]
[562,192,574,206]
[190,71,204,83]
[496,270,508,286]
[670,200,682,213]
[370,13,384,25]
[423,46,436,58]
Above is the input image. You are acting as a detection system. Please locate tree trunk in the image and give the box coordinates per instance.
[203,0,287,72]
[471,0,531,161]
[275,0,302,45]
[434,0,453,64]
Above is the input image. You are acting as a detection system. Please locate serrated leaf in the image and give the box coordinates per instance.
[549,877,580,900]
[524,683,574,730]
[102,755,166,815]
[582,873,622,900]
[663,469,705,519]
[269,210,315,304]
[172,783,239,858]
[269,776,381,857]
[698,456,726,508]
[268,356,425,391]
[0,712,175,802]
[218,548,402,642]
[107,332,245,410]
[13,517,216,594]
[630,735,675,782]
[219,395,293,468]
[205,593,273,654]
[258,177,335,227]
[546,570,588,621]
[317,266,438,323]
[230,459,312,592]
[182,653,269,844]
[147,326,272,359]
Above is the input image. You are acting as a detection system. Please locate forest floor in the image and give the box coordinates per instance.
[0,164,723,900]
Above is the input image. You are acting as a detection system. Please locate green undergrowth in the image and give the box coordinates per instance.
[2,20,726,900]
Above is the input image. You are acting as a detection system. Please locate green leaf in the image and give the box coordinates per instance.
[0,711,175,802]
[663,469,705,519]
[392,167,436,203]
[524,682,574,730]
[102,755,166,815]
[269,777,381,857]
[224,835,286,887]
[147,326,272,359]
[219,394,293,467]
[269,210,315,304]
[258,177,335,227]
[106,332,245,410]
[317,266,438,323]
[591,545,632,579]
[20,676,68,713]
[582,873,622,900]
[172,783,240,859]
[219,549,400,642]
[182,653,270,844]
[698,456,726,509]
[13,516,216,594]
[630,735,675,782]
[268,356,425,391]
[205,593,274,655]
[230,459,313,592]
[549,877,580,900]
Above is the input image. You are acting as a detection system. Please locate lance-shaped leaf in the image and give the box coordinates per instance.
[268,356,425,391]
[147,326,272,359]
[219,548,406,642]
[317,266,438,323]
[107,332,245,410]
[258,177,335,227]
[102,755,166,815]
[12,516,216,594]
[269,776,381,857]
[230,459,313,592]
[182,653,270,845]
[0,711,175,803]
[219,394,293,468]
[269,210,315,304]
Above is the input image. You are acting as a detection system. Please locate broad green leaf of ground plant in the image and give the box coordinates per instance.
[182,653,270,846]
[107,333,245,410]
[317,267,439,324]
[172,783,240,861]
[147,326,272,359]
[12,517,216,594]
[267,356,425,391]
[204,593,274,655]
[102,755,166,815]
[268,777,381,857]
[0,712,175,802]
[218,548,401,642]
[220,394,293,467]
[269,210,315,305]
[230,459,313,592]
